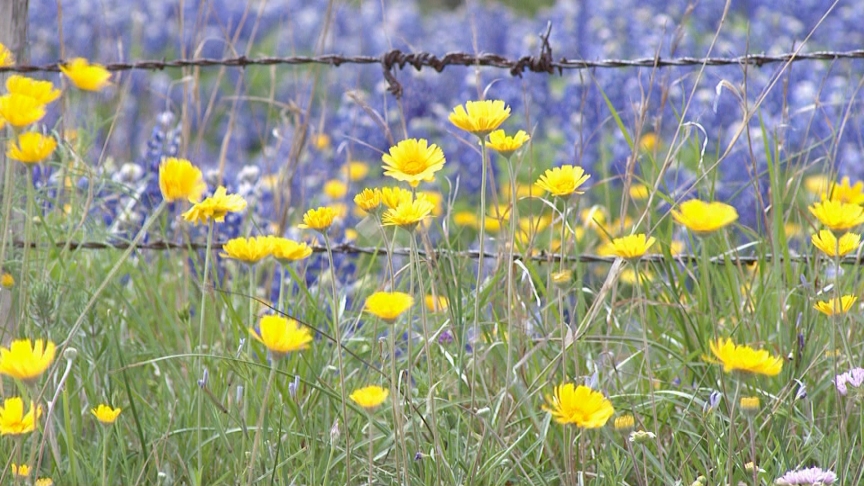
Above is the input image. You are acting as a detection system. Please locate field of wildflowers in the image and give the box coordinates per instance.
[1,0,864,484]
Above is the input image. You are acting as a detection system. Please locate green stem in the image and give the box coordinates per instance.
[0,145,16,296]
[101,427,109,486]
[246,362,278,485]
[19,170,36,330]
[322,233,351,482]
[196,220,215,479]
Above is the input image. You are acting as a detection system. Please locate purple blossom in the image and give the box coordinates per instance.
[834,367,864,396]
[774,467,837,485]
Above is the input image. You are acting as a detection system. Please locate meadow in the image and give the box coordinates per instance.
[0,0,862,484]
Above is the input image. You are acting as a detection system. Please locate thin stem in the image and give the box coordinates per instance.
[196,220,215,478]
[469,138,489,435]
[0,147,16,297]
[101,427,109,486]
[246,362,278,485]
[366,413,374,486]
[633,259,664,472]
[19,169,36,330]
[322,233,351,482]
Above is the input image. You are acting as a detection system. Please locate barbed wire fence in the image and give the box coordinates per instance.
[4,26,858,264]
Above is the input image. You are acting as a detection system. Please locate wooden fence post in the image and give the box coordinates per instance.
[0,0,29,335]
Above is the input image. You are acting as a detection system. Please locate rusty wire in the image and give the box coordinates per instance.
[3,46,864,98]
[8,239,840,265]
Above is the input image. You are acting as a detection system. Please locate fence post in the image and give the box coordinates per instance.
[0,0,29,335]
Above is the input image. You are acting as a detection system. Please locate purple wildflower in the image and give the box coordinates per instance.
[834,367,864,396]
[774,467,836,485]
[438,329,454,345]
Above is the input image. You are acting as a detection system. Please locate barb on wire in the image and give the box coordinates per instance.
[4,48,864,99]
[7,239,846,265]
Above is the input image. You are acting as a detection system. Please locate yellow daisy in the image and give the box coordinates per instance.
[0,93,47,127]
[813,295,857,316]
[0,397,41,435]
[381,198,435,230]
[0,338,56,383]
[181,186,247,225]
[823,176,864,205]
[608,234,656,259]
[221,236,274,264]
[381,139,446,187]
[487,129,530,158]
[535,165,591,197]
[354,188,382,214]
[91,404,122,425]
[0,42,14,67]
[158,157,206,203]
[704,338,783,376]
[6,132,57,164]
[671,199,738,234]
[364,291,414,323]
[811,230,860,257]
[542,383,615,428]
[809,200,864,232]
[449,100,511,137]
[249,315,313,358]
[59,58,112,91]
[270,237,313,263]
[297,206,338,232]
[379,186,413,209]
[6,75,61,104]
[349,385,389,409]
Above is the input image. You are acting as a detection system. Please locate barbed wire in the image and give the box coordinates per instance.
[8,239,850,265]
[4,46,864,98]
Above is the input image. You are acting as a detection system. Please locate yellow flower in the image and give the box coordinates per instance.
[704,338,783,376]
[91,404,122,424]
[448,100,511,137]
[0,93,47,127]
[221,236,273,264]
[270,237,313,263]
[181,186,247,225]
[416,191,444,216]
[809,200,864,232]
[11,463,29,477]
[59,58,112,91]
[739,396,760,413]
[823,176,864,205]
[629,184,650,200]
[609,234,656,259]
[381,139,446,187]
[6,132,57,164]
[298,206,338,232]
[364,291,414,323]
[0,397,41,435]
[0,273,13,288]
[379,186,413,209]
[0,338,56,383]
[671,199,738,234]
[811,230,860,257]
[814,295,857,316]
[324,179,348,199]
[344,161,370,181]
[35,478,54,486]
[313,133,331,151]
[487,129,530,158]
[6,75,61,104]
[381,198,435,230]
[249,315,313,358]
[804,174,831,196]
[551,270,572,288]
[535,165,591,197]
[619,268,653,285]
[638,133,658,152]
[349,385,389,409]
[424,295,449,312]
[613,414,635,432]
[158,157,206,203]
[0,42,14,67]
[354,188,382,213]
[453,210,479,228]
[542,383,614,428]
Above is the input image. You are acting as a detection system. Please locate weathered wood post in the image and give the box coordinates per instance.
[0,0,29,335]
